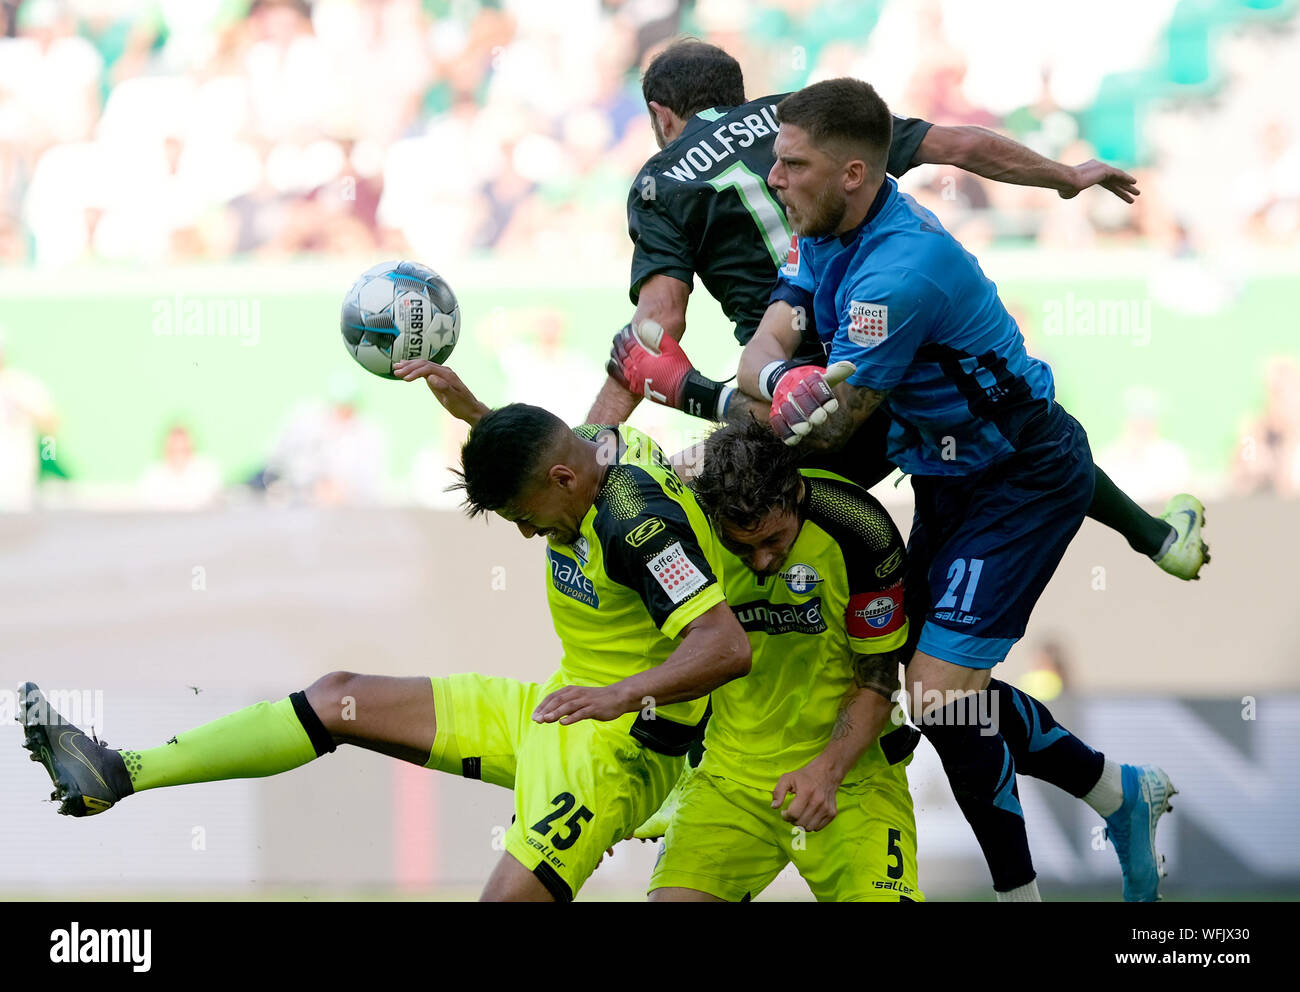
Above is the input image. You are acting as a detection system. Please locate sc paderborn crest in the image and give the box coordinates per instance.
[781,563,821,594]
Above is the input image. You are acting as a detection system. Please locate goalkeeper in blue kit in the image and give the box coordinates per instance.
[616,75,1181,902]
[598,39,1206,581]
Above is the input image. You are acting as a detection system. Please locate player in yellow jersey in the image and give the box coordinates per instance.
[18,362,749,902]
[648,419,922,901]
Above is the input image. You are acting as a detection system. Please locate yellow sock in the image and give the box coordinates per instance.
[122,696,326,792]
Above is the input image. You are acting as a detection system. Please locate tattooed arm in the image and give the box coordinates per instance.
[820,650,904,779]
[771,649,904,831]
[798,382,890,452]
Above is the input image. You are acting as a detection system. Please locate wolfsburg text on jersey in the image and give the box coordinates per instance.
[660,103,780,181]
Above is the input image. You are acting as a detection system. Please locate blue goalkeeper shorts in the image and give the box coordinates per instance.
[904,404,1095,669]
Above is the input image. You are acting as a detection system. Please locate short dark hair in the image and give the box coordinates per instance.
[693,419,803,530]
[777,78,892,175]
[453,404,569,518]
[642,39,745,120]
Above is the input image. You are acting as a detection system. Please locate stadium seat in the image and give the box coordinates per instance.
[1159,0,1223,93]
[1082,71,1156,167]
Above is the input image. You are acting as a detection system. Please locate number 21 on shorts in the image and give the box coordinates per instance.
[935,557,984,614]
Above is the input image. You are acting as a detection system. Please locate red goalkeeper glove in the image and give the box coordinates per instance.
[769,361,857,446]
[606,321,730,420]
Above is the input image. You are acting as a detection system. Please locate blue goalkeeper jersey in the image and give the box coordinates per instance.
[771,177,1056,477]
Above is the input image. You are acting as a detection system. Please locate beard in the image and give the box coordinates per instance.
[787,184,847,238]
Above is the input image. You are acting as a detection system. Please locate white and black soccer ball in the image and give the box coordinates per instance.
[340,260,460,378]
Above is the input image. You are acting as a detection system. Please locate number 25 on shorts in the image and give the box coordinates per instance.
[530,792,594,851]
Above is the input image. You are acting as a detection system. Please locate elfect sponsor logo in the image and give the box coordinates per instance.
[648,542,707,603]
[847,301,888,348]
[733,597,826,636]
[548,547,598,608]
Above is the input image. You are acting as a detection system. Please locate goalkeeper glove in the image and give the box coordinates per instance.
[766,360,857,446]
[606,321,733,420]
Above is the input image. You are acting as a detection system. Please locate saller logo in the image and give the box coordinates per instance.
[625,517,666,547]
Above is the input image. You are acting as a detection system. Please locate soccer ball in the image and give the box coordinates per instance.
[340,260,460,378]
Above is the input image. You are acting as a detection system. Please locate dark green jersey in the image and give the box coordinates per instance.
[627,93,932,344]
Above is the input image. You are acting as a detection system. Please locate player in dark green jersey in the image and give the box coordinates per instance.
[589,38,1139,425]
[597,39,1203,582]
[18,364,750,902]
[648,419,922,901]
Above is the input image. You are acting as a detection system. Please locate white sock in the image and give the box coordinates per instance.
[995,879,1041,902]
[1084,758,1124,817]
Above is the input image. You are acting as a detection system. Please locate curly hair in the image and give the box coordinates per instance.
[692,418,803,529]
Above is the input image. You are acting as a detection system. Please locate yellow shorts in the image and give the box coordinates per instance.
[649,764,923,902]
[428,672,683,901]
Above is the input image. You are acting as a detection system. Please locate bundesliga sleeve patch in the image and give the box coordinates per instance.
[847,301,888,348]
[846,583,905,640]
[647,541,708,604]
[782,235,800,276]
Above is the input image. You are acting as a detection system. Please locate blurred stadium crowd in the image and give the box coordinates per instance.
[1,0,1298,511]
[3,0,1299,265]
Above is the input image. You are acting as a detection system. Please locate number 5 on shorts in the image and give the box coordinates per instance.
[887,827,904,880]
